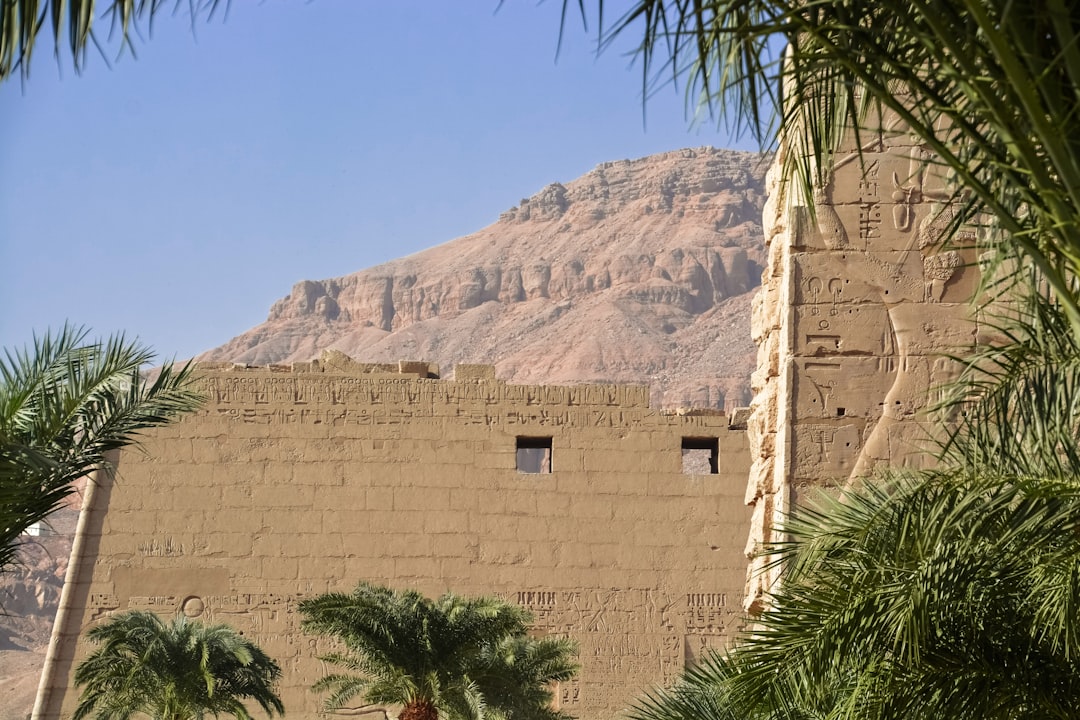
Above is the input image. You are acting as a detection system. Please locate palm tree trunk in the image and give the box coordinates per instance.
[399,699,438,720]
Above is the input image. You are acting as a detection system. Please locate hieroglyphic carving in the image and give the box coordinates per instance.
[127,596,179,612]
[86,594,120,623]
[202,397,665,431]
[515,590,559,627]
[180,596,205,618]
[684,593,734,634]
[202,373,650,411]
[87,593,119,609]
[746,108,980,612]
[813,189,849,249]
[44,365,751,720]
[924,251,962,302]
[684,634,727,666]
[809,128,974,479]
[858,162,884,248]
[137,537,186,557]
[503,587,744,710]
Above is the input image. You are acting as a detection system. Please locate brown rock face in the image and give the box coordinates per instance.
[0,500,80,720]
[202,147,769,410]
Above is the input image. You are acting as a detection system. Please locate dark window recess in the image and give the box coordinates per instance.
[516,436,553,474]
[682,437,719,475]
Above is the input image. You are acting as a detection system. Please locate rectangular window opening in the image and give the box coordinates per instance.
[516,436,552,474]
[682,437,719,475]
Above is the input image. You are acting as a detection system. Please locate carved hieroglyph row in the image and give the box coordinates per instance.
[202,405,700,430]
[745,113,978,610]
[84,587,739,709]
[199,373,651,409]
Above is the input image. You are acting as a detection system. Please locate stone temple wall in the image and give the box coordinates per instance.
[745,113,980,608]
[35,356,752,719]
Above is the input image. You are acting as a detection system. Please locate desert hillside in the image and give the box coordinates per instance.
[201,147,769,409]
[0,500,79,720]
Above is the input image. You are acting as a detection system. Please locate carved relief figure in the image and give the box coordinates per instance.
[832,140,974,479]
[813,188,849,249]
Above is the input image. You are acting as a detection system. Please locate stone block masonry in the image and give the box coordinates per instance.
[36,355,752,719]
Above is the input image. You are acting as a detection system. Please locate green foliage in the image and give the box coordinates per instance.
[0,325,202,575]
[631,472,1080,720]
[73,610,284,720]
[573,0,1080,332]
[938,282,1080,479]
[299,582,578,720]
[0,0,226,84]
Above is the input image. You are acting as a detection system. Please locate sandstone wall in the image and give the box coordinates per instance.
[36,357,751,719]
[745,115,979,608]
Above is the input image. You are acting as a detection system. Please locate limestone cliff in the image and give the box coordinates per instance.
[202,147,769,409]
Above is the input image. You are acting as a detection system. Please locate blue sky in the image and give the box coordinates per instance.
[0,2,754,361]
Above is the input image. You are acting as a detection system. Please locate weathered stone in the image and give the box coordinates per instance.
[744,109,984,612]
[37,362,752,720]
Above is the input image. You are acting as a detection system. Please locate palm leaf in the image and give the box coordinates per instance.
[568,2,1080,719]
[0,0,228,84]
[300,583,578,720]
[571,0,1080,333]
[74,610,284,719]
[0,325,202,576]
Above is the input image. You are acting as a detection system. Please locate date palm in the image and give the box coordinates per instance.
[0,325,202,575]
[299,583,578,720]
[73,610,285,720]
[0,1,226,84]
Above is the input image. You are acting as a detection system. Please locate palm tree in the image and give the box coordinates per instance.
[0,0,226,84]
[0,325,202,574]
[73,610,285,720]
[299,583,578,720]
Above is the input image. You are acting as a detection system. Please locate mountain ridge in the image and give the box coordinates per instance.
[201,146,769,409]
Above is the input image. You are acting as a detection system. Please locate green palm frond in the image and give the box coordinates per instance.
[0,325,202,576]
[761,475,1080,718]
[311,670,377,713]
[300,583,579,720]
[0,0,228,84]
[74,610,284,720]
[572,0,1080,332]
[937,280,1080,478]
[470,635,579,720]
[440,678,486,720]
[629,471,1080,719]
[629,647,833,720]
[567,2,1080,719]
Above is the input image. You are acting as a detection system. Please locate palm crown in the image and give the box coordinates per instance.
[0,326,202,575]
[73,610,285,720]
[299,582,578,720]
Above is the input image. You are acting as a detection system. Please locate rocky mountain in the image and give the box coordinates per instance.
[202,147,769,410]
[0,499,80,720]
[0,147,769,717]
